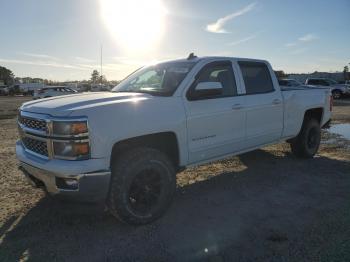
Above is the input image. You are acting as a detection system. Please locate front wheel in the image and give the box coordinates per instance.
[290,118,321,158]
[107,147,176,225]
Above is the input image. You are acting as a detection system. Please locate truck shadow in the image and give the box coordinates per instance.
[1,149,350,261]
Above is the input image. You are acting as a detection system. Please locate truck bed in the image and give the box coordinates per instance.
[281,86,331,138]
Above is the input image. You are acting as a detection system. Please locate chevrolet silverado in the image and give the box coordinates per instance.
[17,55,332,224]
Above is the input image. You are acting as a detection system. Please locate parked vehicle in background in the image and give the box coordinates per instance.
[278,79,302,88]
[0,85,9,95]
[305,78,350,99]
[17,56,332,225]
[91,84,111,92]
[33,86,77,99]
[18,83,45,96]
[8,85,22,96]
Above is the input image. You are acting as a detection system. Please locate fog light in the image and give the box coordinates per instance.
[56,177,79,190]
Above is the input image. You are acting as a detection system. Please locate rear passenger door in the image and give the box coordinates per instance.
[237,61,283,148]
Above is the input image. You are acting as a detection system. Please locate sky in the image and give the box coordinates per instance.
[0,0,349,81]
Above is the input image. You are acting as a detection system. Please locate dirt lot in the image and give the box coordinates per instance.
[0,96,349,261]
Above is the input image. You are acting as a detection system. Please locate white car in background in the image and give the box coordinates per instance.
[33,86,77,99]
[305,78,350,99]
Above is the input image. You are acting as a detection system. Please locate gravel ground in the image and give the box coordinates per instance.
[0,96,349,261]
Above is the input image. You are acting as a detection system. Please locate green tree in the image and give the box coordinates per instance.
[99,75,107,84]
[0,66,14,85]
[90,70,100,83]
[344,65,349,80]
[274,70,287,79]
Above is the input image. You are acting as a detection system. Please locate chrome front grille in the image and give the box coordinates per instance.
[19,115,47,132]
[18,111,49,158]
[18,111,90,160]
[22,136,48,157]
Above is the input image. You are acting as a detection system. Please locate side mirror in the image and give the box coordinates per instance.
[190,82,223,99]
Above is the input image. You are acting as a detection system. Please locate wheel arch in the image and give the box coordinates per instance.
[110,132,181,171]
[304,107,323,124]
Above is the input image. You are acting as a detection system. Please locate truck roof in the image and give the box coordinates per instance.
[159,56,268,65]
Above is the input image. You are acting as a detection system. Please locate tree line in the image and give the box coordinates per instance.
[1,63,350,86]
[0,65,114,85]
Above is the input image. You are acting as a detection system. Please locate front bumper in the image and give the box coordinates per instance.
[16,141,111,202]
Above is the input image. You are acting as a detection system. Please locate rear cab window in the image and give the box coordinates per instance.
[238,61,274,95]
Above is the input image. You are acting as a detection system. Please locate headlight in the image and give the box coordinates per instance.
[53,121,88,136]
[51,119,90,160]
[53,140,90,160]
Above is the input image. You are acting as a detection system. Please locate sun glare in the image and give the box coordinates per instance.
[100,0,166,52]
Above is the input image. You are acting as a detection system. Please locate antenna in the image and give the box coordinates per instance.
[187,52,197,60]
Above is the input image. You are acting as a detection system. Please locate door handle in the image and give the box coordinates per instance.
[232,104,243,110]
[272,99,282,105]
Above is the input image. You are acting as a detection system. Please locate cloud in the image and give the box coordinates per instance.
[285,42,297,47]
[206,2,256,33]
[290,48,307,55]
[0,58,89,70]
[284,33,319,48]
[112,56,147,66]
[19,52,60,60]
[227,31,262,46]
[74,56,95,63]
[298,34,319,42]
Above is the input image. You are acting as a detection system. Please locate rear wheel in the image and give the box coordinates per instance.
[332,90,342,99]
[107,147,176,225]
[290,118,321,158]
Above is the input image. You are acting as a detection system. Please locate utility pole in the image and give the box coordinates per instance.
[100,44,103,84]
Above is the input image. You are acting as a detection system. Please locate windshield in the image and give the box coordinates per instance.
[112,61,196,96]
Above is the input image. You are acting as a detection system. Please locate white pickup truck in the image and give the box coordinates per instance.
[17,55,332,224]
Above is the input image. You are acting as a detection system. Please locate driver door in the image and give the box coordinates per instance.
[184,61,246,164]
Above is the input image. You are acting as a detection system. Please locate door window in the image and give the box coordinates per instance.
[238,61,274,94]
[188,61,237,100]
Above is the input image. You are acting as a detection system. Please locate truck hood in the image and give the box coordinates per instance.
[20,92,151,117]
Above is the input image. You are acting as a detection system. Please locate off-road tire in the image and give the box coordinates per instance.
[107,147,176,225]
[290,118,321,158]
